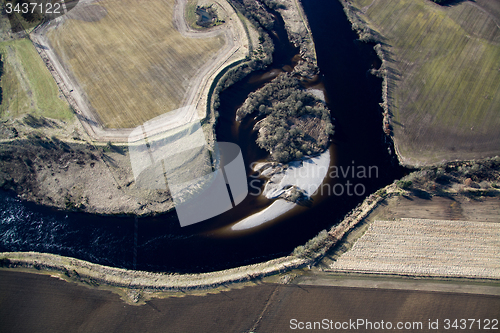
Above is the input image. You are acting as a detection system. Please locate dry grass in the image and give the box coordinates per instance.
[329,218,500,279]
[350,0,500,165]
[48,0,225,128]
[0,251,307,292]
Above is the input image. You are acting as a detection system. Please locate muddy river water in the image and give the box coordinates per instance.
[0,0,404,273]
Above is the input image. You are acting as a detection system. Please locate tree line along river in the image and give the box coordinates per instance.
[0,0,404,273]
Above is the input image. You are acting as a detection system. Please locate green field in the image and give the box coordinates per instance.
[351,0,500,165]
[48,0,226,129]
[0,38,72,120]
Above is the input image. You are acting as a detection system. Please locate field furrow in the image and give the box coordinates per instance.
[353,0,500,164]
[46,0,226,129]
[330,218,500,279]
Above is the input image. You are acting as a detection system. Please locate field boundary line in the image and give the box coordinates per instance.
[323,268,500,283]
[28,0,249,142]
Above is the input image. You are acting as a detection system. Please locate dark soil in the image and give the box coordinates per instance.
[1,270,499,333]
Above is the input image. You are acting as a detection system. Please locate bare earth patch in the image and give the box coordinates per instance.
[1,270,499,332]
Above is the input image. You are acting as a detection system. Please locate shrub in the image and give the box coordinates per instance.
[292,230,330,258]
[236,73,333,163]
[0,258,10,267]
[396,180,412,189]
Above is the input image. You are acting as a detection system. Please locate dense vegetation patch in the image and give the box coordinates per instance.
[429,0,453,4]
[211,0,277,113]
[195,5,224,28]
[230,0,280,30]
[397,157,500,199]
[212,0,332,163]
[237,73,333,163]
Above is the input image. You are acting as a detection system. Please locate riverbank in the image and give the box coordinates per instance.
[0,177,400,302]
[275,0,318,76]
[0,116,176,216]
[339,0,500,167]
[2,155,498,300]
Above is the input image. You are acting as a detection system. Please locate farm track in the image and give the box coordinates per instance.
[29,0,248,142]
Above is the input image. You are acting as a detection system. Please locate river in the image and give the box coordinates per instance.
[0,0,404,273]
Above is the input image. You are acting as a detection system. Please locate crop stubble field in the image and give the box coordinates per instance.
[329,217,500,279]
[48,0,226,128]
[350,0,500,165]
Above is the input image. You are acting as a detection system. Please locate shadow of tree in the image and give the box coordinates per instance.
[76,113,100,127]
[431,0,474,6]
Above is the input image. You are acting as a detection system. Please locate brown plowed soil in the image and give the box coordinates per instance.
[1,270,499,333]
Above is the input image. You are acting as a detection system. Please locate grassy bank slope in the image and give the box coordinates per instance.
[0,38,72,120]
[349,0,500,165]
[48,0,225,129]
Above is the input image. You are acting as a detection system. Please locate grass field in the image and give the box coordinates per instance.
[185,0,200,29]
[350,0,500,165]
[48,0,226,128]
[0,38,72,120]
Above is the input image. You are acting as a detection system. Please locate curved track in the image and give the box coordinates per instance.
[30,0,249,142]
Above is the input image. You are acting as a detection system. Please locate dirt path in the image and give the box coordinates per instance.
[291,271,500,297]
[30,0,249,142]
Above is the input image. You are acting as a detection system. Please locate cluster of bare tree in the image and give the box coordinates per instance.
[211,0,277,112]
[230,0,277,30]
[237,73,334,163]
[195,5,218,28]
[211,0,333,163]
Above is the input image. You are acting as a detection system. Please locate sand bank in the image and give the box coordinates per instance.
[232,149,330,230]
